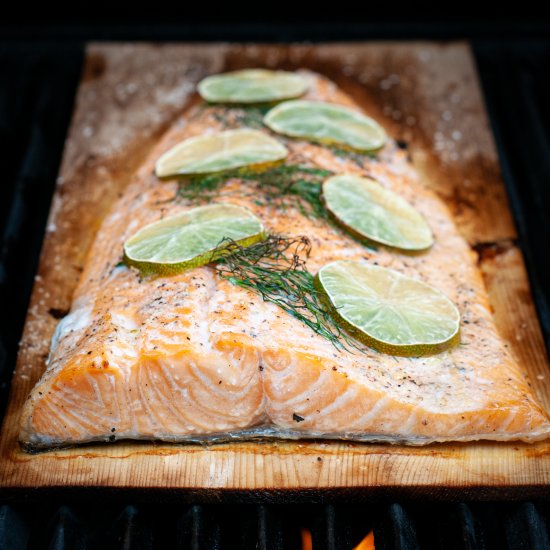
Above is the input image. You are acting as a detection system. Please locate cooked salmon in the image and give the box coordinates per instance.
[19,71,550,449]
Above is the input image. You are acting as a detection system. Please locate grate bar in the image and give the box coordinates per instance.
[0,505,29,549]
[457,503,478,550]
[177,505,221,549]
[46,506,86,550]
[387,504,419,550]
[106,505,153,550]
[505,502,550,550]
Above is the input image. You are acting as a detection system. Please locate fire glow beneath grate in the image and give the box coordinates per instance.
[302,528,313,550]
[354,531,376,550]
[301,527,375,549]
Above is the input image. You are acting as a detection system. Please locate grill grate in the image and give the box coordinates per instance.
[1,38,550,550]
[474,40,550,349]
[0,502,550,548]
[0,44,83,421]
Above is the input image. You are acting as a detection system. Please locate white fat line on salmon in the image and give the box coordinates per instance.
[49,305,93,360]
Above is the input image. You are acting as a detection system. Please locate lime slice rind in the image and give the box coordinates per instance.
[323,175,434,251]
[198,69,309,104]
[155,129,288,178]
[316,260,460,356]
[264,100,387,152]
[123,204,266,276]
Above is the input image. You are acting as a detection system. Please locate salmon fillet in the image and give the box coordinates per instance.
[20,70,550,449]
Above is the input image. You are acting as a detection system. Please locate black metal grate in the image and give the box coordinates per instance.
[1,502,550,548]
[0,43,83,421]
[1,36,550,550]
[474,39,550,351]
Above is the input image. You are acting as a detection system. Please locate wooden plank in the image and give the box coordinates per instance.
[1,42,549,498]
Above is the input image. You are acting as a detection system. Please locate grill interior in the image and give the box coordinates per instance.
[1,31,550,550]
[1,502,550,549]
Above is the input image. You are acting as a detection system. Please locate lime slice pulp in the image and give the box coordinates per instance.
[316,260,460,356]
[264,100,387,152]
[124,203,266,275]
[323,174,433,251]
[155,129,288,177]
[198,69,309,104]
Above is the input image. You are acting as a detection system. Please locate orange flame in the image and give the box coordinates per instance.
[301,528,374,550]
[353,530,375,550]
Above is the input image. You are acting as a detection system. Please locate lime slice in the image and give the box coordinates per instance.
[124,203,266,275]
[316,260,460,356]
[198,69,308,104]
[323,175,433,251]
[155,129,288,177]
[264,100,387,152]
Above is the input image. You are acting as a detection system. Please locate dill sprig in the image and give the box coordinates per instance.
[244,164,333,218]
[177,171,231,202]
[211,104,270,129]
[327,144,376,167]
[215,235,360,352]
[177,164,333,218]
[234,105,270,128]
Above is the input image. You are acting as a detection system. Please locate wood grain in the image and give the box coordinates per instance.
[1,42,549,499]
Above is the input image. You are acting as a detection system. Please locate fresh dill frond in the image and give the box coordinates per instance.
[280,179,325,218]
[234,105,270,128]
[211,109,228,125]
[177,171,232,202]
[327,145,375,167]
[243,164,333,218]
[215,235,360,352]
[177,163,333,218]
[210,104,271,130]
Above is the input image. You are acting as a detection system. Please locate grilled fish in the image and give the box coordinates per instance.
[20,71,550,449]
